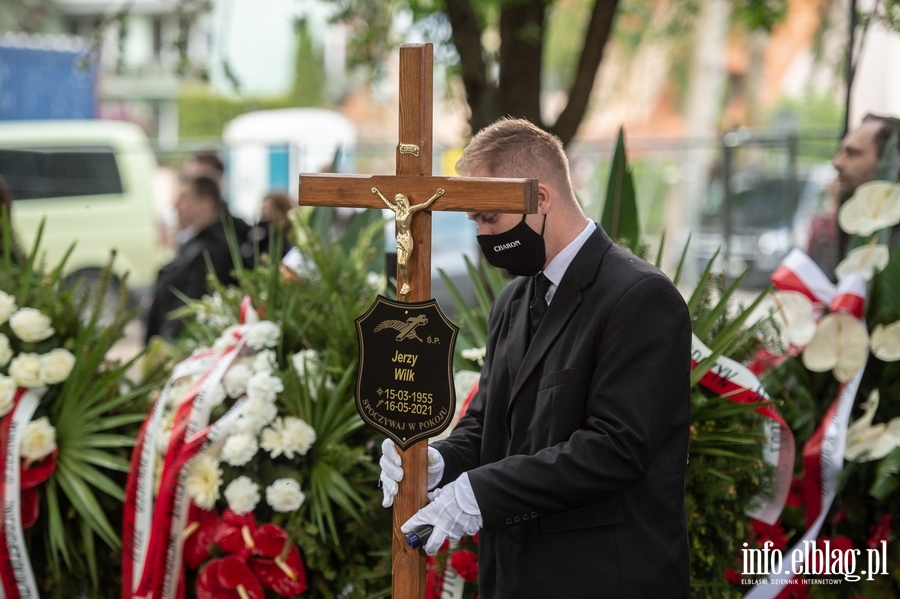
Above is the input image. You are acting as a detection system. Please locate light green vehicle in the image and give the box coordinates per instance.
[0,120,169,305]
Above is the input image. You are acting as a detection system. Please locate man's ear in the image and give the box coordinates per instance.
[536,182,553,216]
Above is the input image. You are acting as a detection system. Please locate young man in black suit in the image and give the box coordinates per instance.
[381,118,693,598]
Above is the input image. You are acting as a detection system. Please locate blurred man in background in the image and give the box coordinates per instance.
[808,114,900,273]
[833,114,900,204]
[145,173,238,342]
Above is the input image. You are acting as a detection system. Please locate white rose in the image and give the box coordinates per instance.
[221,433,259,466]
[9,308,55,343]
[0,292,16,325]
[0,375,16,417]
[265,478,305,513]
[246,321,281,350]
[20,417,56,461]
[185,454,222,510]
[246,371,283,403]
[40,348,76,385]
[222,363,252,399]
[224,476,261,515]
[9,353,43,388]
[252,350,277,374]
[0,334,12,367]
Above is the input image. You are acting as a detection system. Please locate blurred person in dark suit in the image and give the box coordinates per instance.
[241,191,294,266]
[145,173,239,342]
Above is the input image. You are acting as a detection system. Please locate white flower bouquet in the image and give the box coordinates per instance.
[0,218,161,599]
[130,210,393,598]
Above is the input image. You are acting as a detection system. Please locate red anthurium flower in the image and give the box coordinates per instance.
[449,550,478,583]
[786,477,804,509]
[183,503,220,569]
[20,449,57,490]
[752,519,788,552]
[724,567,742,585]
[830,507,848,526]
[20,487,39,529]
[214,509,259,560]
[248,524,307,596]
[197,556,265,599]
[19,449,58,529]
[867,514,892,549]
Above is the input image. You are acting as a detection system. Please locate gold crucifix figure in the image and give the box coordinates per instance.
[372,186,445,300]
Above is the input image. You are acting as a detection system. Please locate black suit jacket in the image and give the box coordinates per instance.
[435,225,692,599]
[145,221,237,342]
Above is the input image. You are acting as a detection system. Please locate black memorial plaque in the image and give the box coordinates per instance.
[355,295,458,449]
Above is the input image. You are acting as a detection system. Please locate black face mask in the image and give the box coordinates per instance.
[476,215,546,276]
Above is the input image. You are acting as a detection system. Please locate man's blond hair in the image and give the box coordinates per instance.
[456,118,575,200]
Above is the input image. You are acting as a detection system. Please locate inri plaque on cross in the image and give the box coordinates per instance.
[298,43,536,599]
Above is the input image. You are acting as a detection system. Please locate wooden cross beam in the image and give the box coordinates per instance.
[298,43,536,599]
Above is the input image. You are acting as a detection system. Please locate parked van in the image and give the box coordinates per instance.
[0,120,168,301]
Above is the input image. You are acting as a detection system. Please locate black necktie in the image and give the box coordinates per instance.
[530,273,551,334]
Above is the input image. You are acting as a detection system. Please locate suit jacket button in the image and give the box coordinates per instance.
[514,516,521,523]
[522,513,530,521]
[531,511,538,518]
[505,517,513,525]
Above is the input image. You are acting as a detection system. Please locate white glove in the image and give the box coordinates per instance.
[400,473,483,555]
[379,439,445,508]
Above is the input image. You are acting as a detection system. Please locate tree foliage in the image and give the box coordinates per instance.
[327,0,788,144]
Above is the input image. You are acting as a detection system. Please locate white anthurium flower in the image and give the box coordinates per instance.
[9,308,55,343]
[845,391,900,462]
[834,242,890,282]
[871,320,900,362]
[224,476,261,515]
[838,181,900,236]
[185,454,223,510]
[770,291,817,349]
[0,291,16,325]
[802,313,869,382]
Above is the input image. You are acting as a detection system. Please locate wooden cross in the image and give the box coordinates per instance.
[297,43,536,599]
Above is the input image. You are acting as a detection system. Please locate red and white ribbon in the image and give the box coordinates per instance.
[746,251,868,598]
[0,388,43,599]
[771,249,837,306]
[691,335,795,525]
[125,299,263,599]
[129,337,246,599]
[122,349,217,599]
